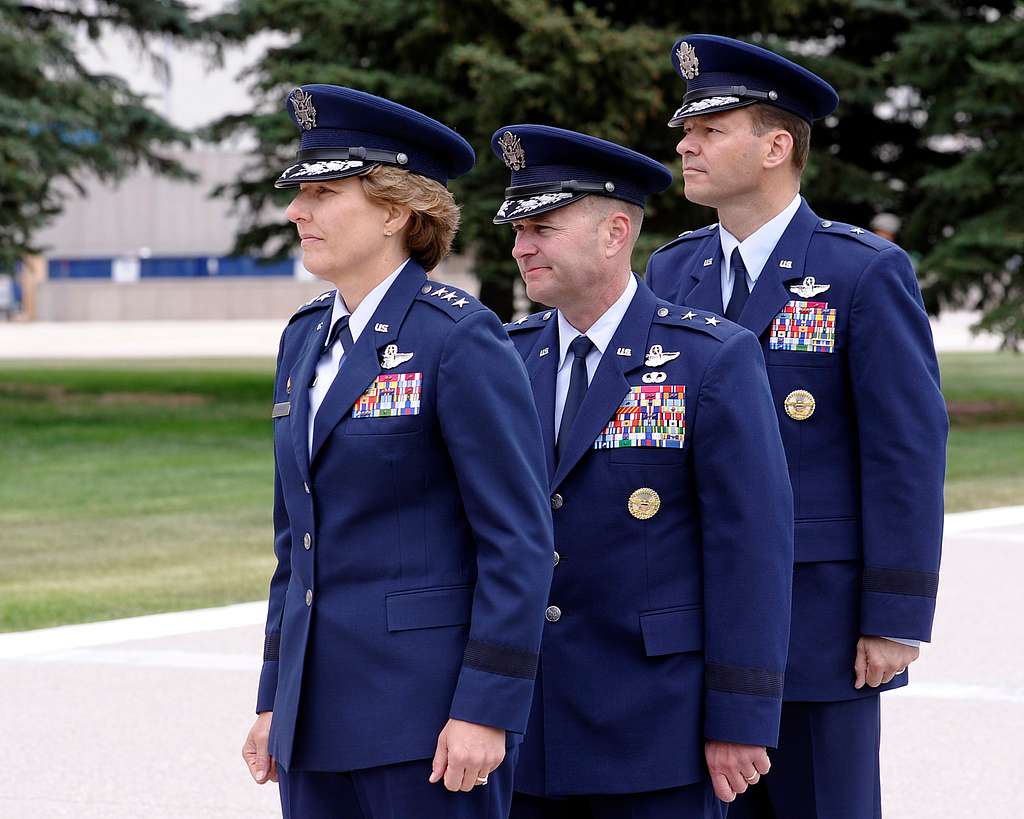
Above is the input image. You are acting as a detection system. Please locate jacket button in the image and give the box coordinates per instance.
[303,532,312,550]
[305,589,313,607]
[303,482,310,494]
[551,493,564,510]
[545,605,562,623]
[553,551,560,566]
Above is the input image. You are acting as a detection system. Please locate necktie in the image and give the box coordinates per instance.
[557,335,594,461]
[725,247,750,322]
[324,315,354,368]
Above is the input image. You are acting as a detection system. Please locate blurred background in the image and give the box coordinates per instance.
[0,1,1022,817]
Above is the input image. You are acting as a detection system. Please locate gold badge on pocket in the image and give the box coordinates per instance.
[628,488,661,520]
[784,389,816,421]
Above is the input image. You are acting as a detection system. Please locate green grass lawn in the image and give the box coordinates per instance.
[0,352,1021,632]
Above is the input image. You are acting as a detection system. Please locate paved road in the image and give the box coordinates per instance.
[0,309,1005,360]
[1,508,1021,818]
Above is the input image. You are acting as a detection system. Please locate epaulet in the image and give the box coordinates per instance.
[649,223,720,256]
[652,302,740,343]
[504,309,554,333]
[814,220,894,252]
[289,290,335,323]
[415,281,486,321]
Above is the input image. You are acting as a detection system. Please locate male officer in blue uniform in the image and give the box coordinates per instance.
[491,124,794,818]
[241,85,554,818]
[645,35,948,818]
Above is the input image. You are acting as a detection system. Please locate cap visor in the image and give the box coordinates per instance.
[274,159,377,188]
[667,96,756,127]
[492,191,590,224]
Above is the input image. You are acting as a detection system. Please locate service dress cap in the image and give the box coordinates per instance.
[490,124,672,224]
[668,34,839,126]
[275,85,475,188]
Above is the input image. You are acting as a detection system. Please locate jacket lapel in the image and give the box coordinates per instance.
[551,278,655,491]
[524,317,560,482]
[309,261,426,466]
[739,199,821,338]
[289,314,331,486]
[681,231,726,314]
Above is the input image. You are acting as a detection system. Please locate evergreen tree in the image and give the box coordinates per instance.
[0,0,196,274]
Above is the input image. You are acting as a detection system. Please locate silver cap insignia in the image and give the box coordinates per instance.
[290,88,317,131]
[498,131,527,171]
[676,42,699,80]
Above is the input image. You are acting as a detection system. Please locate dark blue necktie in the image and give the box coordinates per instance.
[557,335,594,461]
[324,315,354,368]
[725,247,750,322]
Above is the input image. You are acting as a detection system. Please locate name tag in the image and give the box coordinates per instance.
[769,300,836,353]
[594,385,686,449]
[352,373,423,418]
[272,401,291,418]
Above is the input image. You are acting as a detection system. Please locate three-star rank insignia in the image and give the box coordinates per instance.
[497,131,527,170]
[676,41,699,80]
[644,344,680,368]
[628,487,661,520]
[429,286,469,308]
[784,389,816,421]
[380,344,414,370]
[790,276,831,298]
[289,88,317,131]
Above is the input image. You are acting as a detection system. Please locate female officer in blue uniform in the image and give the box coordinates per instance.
[241,85,554,819]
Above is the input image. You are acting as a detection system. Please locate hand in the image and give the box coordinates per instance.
[242,712,278,784]
[428,718,506,792]
[705,741,770,802]
[854,636,919,689]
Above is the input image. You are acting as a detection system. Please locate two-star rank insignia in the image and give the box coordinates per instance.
[644,344,680,367]
[380,344,414,370]
[789,276,831,298]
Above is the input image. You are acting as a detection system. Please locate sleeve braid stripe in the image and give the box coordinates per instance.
[263,633,281,662]
[863,567,939,598]
[705,663,784,698]
[463,640,538,679]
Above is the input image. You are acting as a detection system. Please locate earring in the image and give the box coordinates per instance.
[384,230,393,237]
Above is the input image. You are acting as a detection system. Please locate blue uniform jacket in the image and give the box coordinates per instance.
[257,260,554,772]
[646,199,948,702]
[506,278,794,796]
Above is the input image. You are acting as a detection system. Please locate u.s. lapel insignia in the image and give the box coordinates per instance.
[642,371,668,384]
[676,42,699,80]
[616,347,632,357]
[374,322,389,333]
[289,88,317,131]
[790,276,831,298]
[702,258,714,267]
[380,344,414,370]
[497,131,527,170]
[779,260,793,269]
[539,347,550,357]
[644,344,681,367]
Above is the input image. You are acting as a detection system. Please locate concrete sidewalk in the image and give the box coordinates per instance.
[2,508,1022,818]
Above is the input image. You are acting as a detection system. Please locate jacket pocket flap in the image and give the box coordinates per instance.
[386,584,473,632]
[640,605,704,656]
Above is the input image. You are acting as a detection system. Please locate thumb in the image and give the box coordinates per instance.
[428,729,448,784]
[853,639,867,689]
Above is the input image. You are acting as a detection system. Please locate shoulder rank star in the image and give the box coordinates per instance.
[644,344,680,367]
[705,316,721,326]
[681,311,696,320]
[790,276,831,298]
[380,344,414,370]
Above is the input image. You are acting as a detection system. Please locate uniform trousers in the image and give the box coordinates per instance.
[727,696,881,819]
[511,779,724,819]
[279,746,518,819]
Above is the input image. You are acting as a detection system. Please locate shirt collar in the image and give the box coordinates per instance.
[556,274,638,370]
[327,258,410,346]
[719,193,802,284]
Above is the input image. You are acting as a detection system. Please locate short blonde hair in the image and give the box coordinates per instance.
[748,103,812,172]
[359,166,461,270]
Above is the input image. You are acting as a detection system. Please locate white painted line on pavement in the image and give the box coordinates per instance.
[0,601,267,659]
[0,505,1021,659]
[942,505,1024,536]
[897,681,1024,705]
[5,647,261,671]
